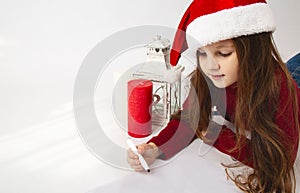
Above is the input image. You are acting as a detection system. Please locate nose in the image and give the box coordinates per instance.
[206,57,220,70]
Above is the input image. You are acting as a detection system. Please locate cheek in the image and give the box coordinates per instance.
[231,63,239,80]
[198,59,207,71]
[199,64,209,76]
[221,61,238,80]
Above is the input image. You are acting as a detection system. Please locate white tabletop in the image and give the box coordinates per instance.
[90,87,300,193]
[87,139,249,193]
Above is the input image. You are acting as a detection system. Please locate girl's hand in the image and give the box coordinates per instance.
[127,142,160,172]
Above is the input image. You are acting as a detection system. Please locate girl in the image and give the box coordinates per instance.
[127,0,300,192]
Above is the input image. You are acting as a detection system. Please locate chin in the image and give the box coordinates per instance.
[211,81,227,88]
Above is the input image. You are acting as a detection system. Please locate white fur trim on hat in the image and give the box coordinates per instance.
[186,3,276,50]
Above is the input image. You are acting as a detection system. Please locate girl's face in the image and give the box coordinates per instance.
[198,39,239,88]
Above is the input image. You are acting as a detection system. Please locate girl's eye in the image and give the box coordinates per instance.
[198,51,207,57]
[218,52,232,57]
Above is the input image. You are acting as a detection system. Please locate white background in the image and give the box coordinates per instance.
[1,0,300,193]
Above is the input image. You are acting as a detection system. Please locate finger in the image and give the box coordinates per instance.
[137,144,145,154]
[127,156,141,165]
[127,149,138,159]
[134,168,144,172]
[135,168,144,172]
[133,164,145,172]
[137,143,152,154]
[129,162,142,169]
[129,160,143,171]
[143,143,155,150]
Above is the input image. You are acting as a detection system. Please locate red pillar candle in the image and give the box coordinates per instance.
[127,79,153,138]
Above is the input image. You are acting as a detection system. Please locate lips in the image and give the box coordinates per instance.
[210,74,225,80]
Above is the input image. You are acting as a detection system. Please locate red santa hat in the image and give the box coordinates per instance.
[170,0,276,66]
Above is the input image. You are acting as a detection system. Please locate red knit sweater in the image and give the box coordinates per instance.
[148,74,300,168]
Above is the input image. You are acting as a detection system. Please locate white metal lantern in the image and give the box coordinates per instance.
[132,35,182,126]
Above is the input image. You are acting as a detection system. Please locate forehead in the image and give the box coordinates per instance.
[201,39,235,50]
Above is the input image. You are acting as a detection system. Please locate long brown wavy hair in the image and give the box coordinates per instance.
[175,32,299,193]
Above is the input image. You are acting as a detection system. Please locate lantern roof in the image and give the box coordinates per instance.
[145,35,171,49]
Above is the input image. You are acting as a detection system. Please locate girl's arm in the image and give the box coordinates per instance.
[212,127,253,167]
[147,118,253,165]
[148,119,197,160]
[148,77,299,167]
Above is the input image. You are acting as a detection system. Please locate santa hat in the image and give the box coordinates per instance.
[170,0,276,66]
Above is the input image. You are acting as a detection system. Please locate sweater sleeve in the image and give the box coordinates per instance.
[148,76,299,167]
[147,91,197,160]
[212,127,253,167]
[148,119,196,160]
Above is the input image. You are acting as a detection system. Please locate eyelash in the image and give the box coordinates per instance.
[218,52,232,57]
[198,51,232,57]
